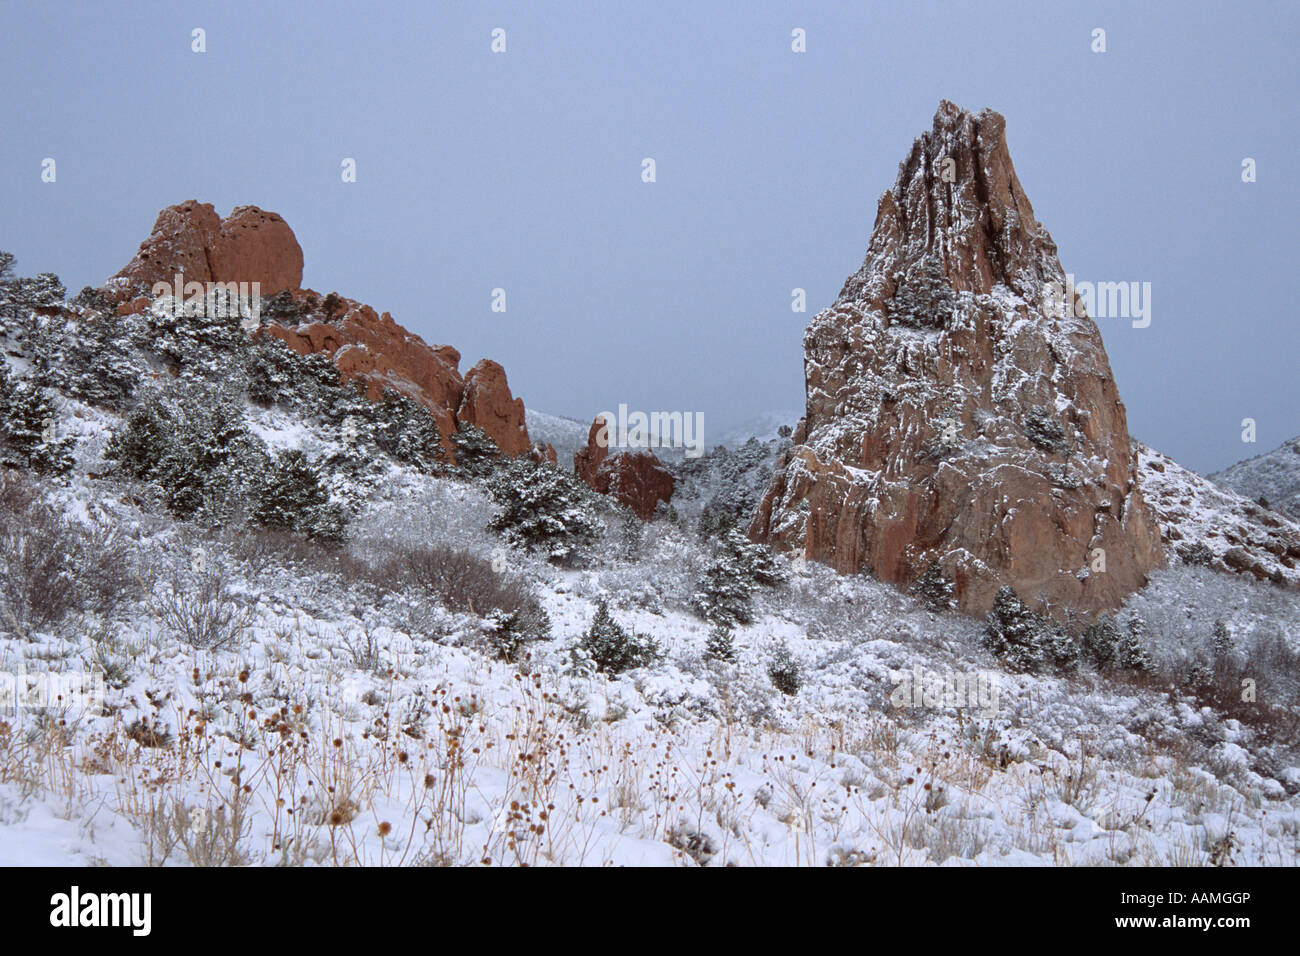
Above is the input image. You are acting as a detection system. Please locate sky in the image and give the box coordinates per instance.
[1,0,1296,474]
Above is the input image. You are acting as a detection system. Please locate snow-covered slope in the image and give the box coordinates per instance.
[1136,440,1300,586]
[524,408,589,470]
[1210,436,1300,522]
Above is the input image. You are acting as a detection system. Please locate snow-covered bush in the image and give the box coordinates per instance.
[0,363,75,475]
[254,450,348,543]
[910,561,954,612]
[705,624,737,663]
[767,641,802,695]
[691,529,783,626]
[572,600,659,674]
[1081,614,1151,672]
[452,422,500,478]
[107,378,271,524]
[0,471,137,633]
[982,586,1079,673]
[487,459,603,565]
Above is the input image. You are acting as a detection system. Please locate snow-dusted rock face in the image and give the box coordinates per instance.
[1210,436,1300,522]
[751,101,1163,620]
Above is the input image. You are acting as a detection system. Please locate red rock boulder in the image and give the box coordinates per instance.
[574,416,674,519]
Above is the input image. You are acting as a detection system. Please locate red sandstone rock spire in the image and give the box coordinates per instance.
[750,101,1163,619]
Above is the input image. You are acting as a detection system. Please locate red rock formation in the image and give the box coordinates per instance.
[574,416,675,519]
[751,102,1163,620]
[104,201,530,460]
[457,359,530,457]
[105,200,302,302]
[573,416,610,485]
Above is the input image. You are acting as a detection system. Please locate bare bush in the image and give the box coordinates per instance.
[151,566,253,651]
[0,469,138,633]
[374,543,550,639]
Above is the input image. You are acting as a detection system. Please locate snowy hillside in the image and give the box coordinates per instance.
[524,408,590,470]
[1210,436,1300,522]
[1135,441,1300,587]
[0,268,1298,867]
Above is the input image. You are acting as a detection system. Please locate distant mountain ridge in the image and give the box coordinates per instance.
[1210,436,1300,521]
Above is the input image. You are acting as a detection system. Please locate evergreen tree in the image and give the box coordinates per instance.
[487,459,603,565]
[254,450,347,543]
[1211,619,1235,661]
[1082,615,1123,670]
[911,561,955,611]
[453,422,500,478]
[767,642,802,695]
[983,585,1078,673]
[574,600,659,674]
[107,380,271,524]
[0,363,75,475]
[693,557,756,627]
[372,389,445,473]
[1119,617,1152,672]
[705,624,737,663]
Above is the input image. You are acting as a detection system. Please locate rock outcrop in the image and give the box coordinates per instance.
[105,201,303,303]
[104,201,529,460]
[457,359,530,457]
[574,416,675,520]
[751,101,1163,620]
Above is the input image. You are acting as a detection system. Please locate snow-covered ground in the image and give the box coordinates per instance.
[0,292,1296,867]
[1,399,1297,866]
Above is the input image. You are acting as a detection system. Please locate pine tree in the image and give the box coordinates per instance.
[767,642,802,695]
[911,561,954,611]
[254,450,347,542]
[1082,615,1123,669]
[574,600,659,674]
[0,363,75,475]
[705,624,737,663]
[487,459,602,565]
[693,557,756,626]
[107,380,271,524]
[1119,617,1152,672]
[1211,619,1235,661]
[452,422,500,478]
[983,586,1077,673]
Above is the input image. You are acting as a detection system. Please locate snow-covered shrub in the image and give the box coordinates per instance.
[377,542,548,636]
[254,450,348,543]
[693,558,756,626]
[151,565,253,651]
[705,624,737,663]
[1082,615,1151,672]
[910,561,954,612]
[107,378,270,524]
[483,606,551,663]
[487,459,603,565]
[0,471,136,633]
[982,586,1078,673]
[767,641,802,695]
[452,423,500,478]
[573,600,659,674]
[691,529,782,626]
[0,363,75,475]
[888,257,954,329]
[1023,406,1069,453]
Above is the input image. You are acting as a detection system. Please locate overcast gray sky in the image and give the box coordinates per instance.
[2,0,1296,473]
